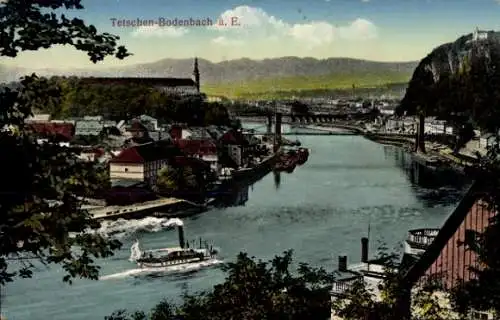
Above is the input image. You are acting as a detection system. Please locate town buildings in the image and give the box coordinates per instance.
[109,142,182,188]
[383,116,454,135]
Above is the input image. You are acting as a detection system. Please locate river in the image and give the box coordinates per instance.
[2,126,469,320]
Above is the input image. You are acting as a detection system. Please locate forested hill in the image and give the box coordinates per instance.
[397,30,500,128]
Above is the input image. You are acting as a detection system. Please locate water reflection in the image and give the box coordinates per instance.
[213,184,250,207]
[213,169,282,207]
[273,171,281,189]
[383,145,470,207]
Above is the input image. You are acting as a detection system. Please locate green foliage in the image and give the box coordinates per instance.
[0,0,128,283]
[107,250,336,320]
[412,286,459,320]
[225,101,273,117]
[157,165,179,193]
[203,72,412,99]
[0,0,129,61]
[35,77,233,126]
[157,165,202,195]
[180,166,198,190]
[0,110,121,284]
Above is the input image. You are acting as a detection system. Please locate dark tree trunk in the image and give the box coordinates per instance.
[394,288,412,320]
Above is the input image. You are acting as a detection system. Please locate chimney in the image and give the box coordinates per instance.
[338,255,347,272]
[361,237,369,263]
[178,225,185,248]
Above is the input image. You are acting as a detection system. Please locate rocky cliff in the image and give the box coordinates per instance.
[398,30,500,116]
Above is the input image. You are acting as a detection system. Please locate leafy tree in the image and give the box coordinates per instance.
[204,102,231,126]
[179,166,198,191]
[106,250,336,320]
[157,165,204,197]
[0,0,129,284]
[38,78,234,126]
[157,165,179,194]
[0,0,129,61]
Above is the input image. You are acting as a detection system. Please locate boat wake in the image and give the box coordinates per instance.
[96,217,183,239]
[99,258,223,280]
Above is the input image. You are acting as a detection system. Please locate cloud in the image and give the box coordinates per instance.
[361,0,370,2]
[131,25,189,38]
[210,6,377,47]
[211,36,244,46]
[210,6,287,33]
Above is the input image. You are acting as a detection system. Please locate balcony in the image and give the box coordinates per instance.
[405,228,439,255]
[331,275,363,296]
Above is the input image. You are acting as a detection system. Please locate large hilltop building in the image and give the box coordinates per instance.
[472,27,488,42]
[79,57,202,95]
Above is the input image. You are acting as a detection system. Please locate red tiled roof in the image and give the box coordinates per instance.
[174,139,217,155]
[111,147,144,163]
[110,143,182,163]
[27,122,74,141]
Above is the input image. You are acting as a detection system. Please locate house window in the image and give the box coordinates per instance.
[124,168,128,172]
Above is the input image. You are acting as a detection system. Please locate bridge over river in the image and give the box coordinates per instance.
[236,112,371,125]
[242,122,358,136]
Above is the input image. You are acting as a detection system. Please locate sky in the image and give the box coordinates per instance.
[3,0,500,69]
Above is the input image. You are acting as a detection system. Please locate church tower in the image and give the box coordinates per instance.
[193,57,200,93]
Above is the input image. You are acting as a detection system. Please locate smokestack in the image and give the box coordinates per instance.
[338,255,347,272]
[274,113,282,152]
[178,225,185,248]
[267,114,273,134]
[361,237,369,263]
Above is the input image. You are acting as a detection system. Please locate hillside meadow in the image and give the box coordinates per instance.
[202,71,412,98]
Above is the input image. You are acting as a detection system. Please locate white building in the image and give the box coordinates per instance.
[26,114,51,122]
[473,27,488,41]
[424,119,453,135]
[384,117,417,134]
[109,142,179,188]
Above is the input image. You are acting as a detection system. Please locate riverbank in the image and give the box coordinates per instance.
[89,197,213,221]
[309,122,475,173]
[363,132,474,173]
[306,122,477,173]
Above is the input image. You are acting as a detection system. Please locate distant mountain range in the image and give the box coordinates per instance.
[0,57,418,84]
